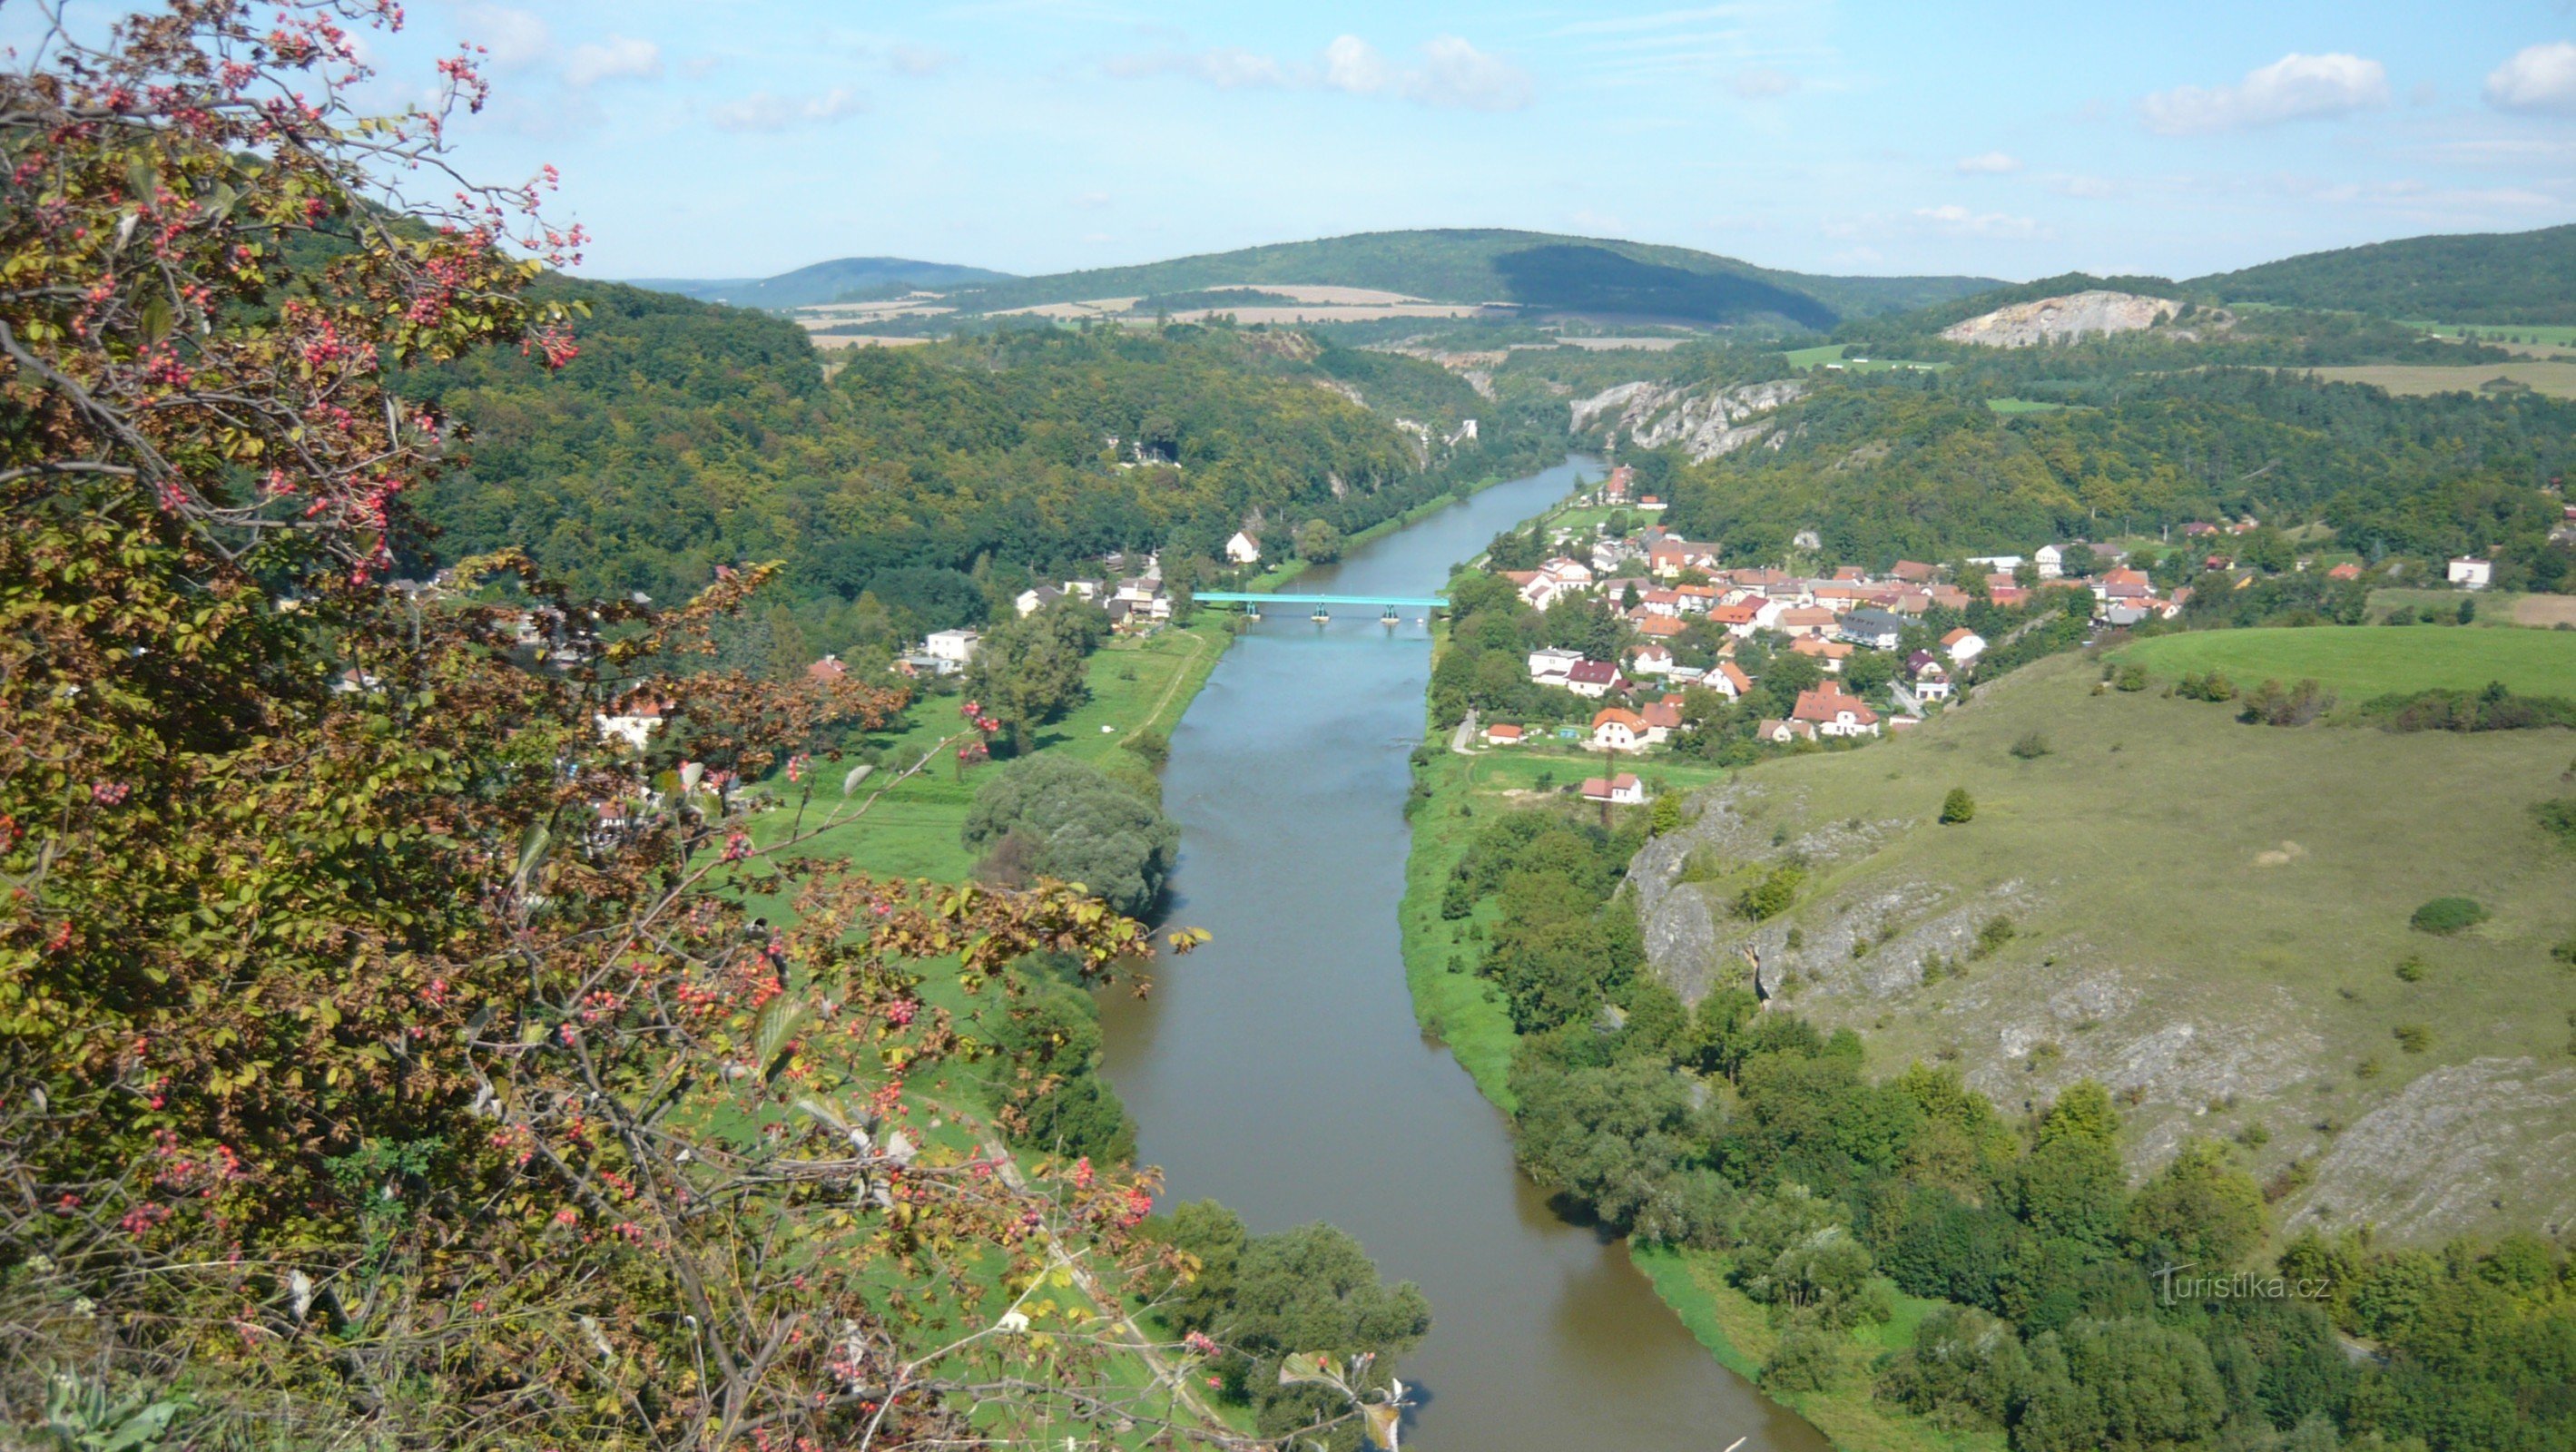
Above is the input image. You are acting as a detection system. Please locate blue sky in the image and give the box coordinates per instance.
[53,2,2576,281]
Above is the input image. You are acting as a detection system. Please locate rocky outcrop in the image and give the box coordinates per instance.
[1941,290,2178,347]
[1570,378,1804,461]
[2283,1059,2576,1241]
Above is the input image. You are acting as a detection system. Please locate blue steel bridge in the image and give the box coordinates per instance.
[1194,592,1447,616]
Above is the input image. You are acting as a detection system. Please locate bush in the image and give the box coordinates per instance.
[1121,727,1170,771]
[1762,1323,1848,1393]
[1735,865,1807,922]
[2394,1024,2432,1055]
[2534,797,2576,849]
[1650,794,1685,836]
[2555,937,2576,967]
[1940,788,1976,824]
[2112,663,2150,692]
[2409,897,2488,935]
[2394,953,2428,983]
[2010,731,2052,760]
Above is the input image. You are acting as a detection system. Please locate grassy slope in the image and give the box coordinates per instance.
[2113,623,2576,699]
[2298,361,2576,401]
[1659,645,2576,1244]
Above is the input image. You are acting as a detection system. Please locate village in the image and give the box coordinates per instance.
[1466,464,2211,807]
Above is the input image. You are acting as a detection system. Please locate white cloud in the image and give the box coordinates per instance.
[2484,41,2576,114]
[565,35,662,86]
[1408,35,1534,111]
[1955,151,2020,173]
[1727,66,1797,99]
[2049,174,2115,199]
[461,5,549,71]
[1914,203,2041,239]
[2140,53,2388,134]
[883,44,959,77]
[708,87,867,132]
[1322,35,1393,95]
[1107,34,1532,112]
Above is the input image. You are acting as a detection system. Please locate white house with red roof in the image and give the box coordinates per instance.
[1590,707,1651,752]
[1792,683,1881,738]
[1581,771,1647,806]
[1565,659,1628,698]
[1942,628,1986,665]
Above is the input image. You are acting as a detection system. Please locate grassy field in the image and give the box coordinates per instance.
[2113,623,2576,699]
[1643,649,2576,1245]
[2302,360,2576,400]
[2368,587,2576,630]
[2409,321,2576,348]
[1984,397,2070,414]
[1785,343,1949,375]
[761,620,1231,882]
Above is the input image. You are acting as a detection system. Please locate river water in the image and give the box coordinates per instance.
[1097,457,1828,1452]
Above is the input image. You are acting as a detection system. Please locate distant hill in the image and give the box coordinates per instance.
[627,257,1014,309]
[942,230,1999,330]
[2191,223,2576,325]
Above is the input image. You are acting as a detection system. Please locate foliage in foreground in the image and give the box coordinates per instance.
[0,8,1401,1447]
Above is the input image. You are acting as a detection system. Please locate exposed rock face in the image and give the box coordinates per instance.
[1941,289,2178,347]
[1627,767,2556,1245]
[2283,1059,2576,1242]
[1570,378,1804,461]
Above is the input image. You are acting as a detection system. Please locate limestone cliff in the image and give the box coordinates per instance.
[1569,378,1804,461]
[1940,289,2180,347]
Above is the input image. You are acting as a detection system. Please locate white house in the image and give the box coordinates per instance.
[1590,708,1651,753]
[1014,584,1066,617]
[1580,771,1647,806]
[1626,644,1675,677]
[2034,544,2066,579]
[2448,556,2493,590]
[1527,647,1584,684]
[1224,530,1263,565]
[595,692,668,751]
[925,629,982,666]
[1941,628,1986,665]
[1792,685,1882,739]
[1563,660,1627,699]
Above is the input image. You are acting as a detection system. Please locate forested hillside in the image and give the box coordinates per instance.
[1658,367,2576,579]
[2192,222,2576,324]
[407,285,1539,650]
[943,229,1998,325]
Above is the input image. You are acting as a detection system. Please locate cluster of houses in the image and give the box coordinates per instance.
[1476,522,2226,762]
[1012,552,1177,632]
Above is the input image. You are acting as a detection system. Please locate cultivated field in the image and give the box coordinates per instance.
[2303,360,2576,400]
[1635,651,2576,1243]
[2115,624,2576,699]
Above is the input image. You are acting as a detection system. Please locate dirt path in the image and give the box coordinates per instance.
[1124,628,1212,749]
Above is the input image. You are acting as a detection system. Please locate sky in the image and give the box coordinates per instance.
[27,1,2576,283]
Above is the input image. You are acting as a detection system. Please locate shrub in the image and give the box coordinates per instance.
[1762,1323,1848,1393]
[1940,788,1976,824]
[2010,731,2052,760]
[2394,1025,2432,1055]
[1975,916,2017,957]
[2394,953,2428,983]
[2555,937,2576,967]
[1650,794,1685,836]
[2409,897,2488,935]
[1736,865,1807,921]
[2113,663,2150,692]
[2534,797,2576,849]
[1121,727,1170,770]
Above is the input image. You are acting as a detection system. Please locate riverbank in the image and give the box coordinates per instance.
[1396,623,1983,1452]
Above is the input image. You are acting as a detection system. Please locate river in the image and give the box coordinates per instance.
[1097,456,1829,1452]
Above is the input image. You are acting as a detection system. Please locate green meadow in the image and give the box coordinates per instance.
[2115,624,2576,700]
